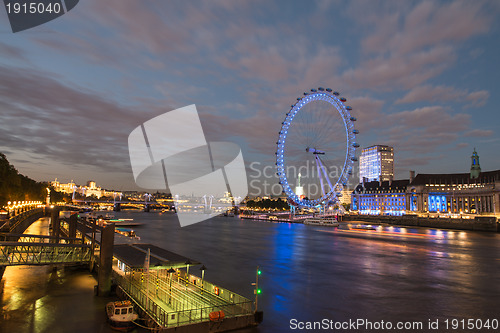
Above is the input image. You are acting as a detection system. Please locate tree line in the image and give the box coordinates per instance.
[0,152,48,206]
[245,198,289,210]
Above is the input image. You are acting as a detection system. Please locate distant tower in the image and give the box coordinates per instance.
[295,173,304,198]
[470,148,481,179]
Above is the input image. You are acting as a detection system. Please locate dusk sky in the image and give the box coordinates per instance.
[1,0,499,194]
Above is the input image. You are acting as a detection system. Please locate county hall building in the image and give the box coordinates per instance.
[351,149,500,216]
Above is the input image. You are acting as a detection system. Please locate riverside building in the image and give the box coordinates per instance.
[359,145,394,182]
[351,149,500,217]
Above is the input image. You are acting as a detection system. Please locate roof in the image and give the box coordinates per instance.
[113,243,200,269]
[354,179,410,193]
[410,169,500,186]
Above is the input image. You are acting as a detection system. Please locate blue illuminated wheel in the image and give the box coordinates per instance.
[276,88,359,210]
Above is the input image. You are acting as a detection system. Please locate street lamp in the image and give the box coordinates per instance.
[167,267,176,304]
[184,259,192,289]
[200,265,207,294]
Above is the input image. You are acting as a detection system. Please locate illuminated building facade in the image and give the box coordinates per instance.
[50,178,75,194]
[407,170,499,215]
[51,179,120,199]
[359,145,394,182]
[351,179,409,216]
[352,150,500,216]
[339,187,352,206]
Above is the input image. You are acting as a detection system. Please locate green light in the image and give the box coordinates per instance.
[257,289,262,294]
[257,270,262,275]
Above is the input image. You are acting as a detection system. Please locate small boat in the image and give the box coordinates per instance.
[351,225,376,231]
[115,227,140,240]
[106,300,138,331]
[304,218,339,227]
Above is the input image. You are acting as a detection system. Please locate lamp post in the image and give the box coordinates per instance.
[46,188,51,206]
[200,265,207,294]
[167,267,175,305]
[252,266,262,312]
[185,259,192,289]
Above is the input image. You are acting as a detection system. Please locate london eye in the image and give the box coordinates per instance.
[275,88,359,212]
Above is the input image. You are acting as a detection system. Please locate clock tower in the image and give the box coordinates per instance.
[470,148,481,179]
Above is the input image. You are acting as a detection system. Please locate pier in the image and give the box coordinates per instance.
[112,244,257,331]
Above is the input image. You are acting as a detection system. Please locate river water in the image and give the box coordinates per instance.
[1,211,499,332]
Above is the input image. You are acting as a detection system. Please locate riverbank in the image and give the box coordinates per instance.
[343,214,498,232]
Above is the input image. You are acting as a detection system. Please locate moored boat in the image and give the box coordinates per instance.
[106,300,138,331]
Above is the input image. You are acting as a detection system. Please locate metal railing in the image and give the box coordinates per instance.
[0,241,92,266]
[0,208,44,232]
[113,269,253,328]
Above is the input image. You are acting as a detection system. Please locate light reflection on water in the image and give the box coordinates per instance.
[114,211,499,332]
[2,211,499,333]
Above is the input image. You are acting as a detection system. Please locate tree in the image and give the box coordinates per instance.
[0,153,46,206]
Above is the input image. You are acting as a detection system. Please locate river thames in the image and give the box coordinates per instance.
[2,211,499,332]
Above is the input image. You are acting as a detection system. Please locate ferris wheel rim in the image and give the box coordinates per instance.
[276,89,358,208]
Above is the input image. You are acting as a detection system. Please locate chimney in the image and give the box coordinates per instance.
[389,175,393,186]
[409,170,415,183]
[379,177,382,187]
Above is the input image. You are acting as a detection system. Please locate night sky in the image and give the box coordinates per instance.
[1,0,499,193]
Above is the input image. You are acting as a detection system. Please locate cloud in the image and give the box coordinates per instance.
[380,106,471,155]
[464,129,493,138]
[395,85,490,107]
[0,65,155,174]
[342,45,454,90]
[359,1,492,56]
[348,96,385,132]
[465,90,490,107]
[342,1,493,90]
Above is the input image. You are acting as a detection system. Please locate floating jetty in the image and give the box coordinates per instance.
[111,243,261,332]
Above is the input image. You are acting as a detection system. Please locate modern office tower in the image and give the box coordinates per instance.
[359,145,394,182]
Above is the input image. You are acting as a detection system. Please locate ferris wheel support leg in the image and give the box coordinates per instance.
[317,155,335,194]
[315,156,326,198]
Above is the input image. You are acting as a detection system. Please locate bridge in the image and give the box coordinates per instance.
[0,240,91,266]
[0,207,94,279]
